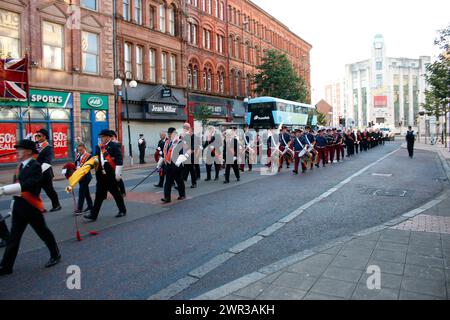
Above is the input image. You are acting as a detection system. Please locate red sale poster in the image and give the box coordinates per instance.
[0,123,18,164]
[51,123,69,159]
[24,123,47,140]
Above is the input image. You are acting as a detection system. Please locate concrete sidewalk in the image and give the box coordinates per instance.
[195,143,450,300]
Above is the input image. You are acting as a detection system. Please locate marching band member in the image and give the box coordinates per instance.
[203,126,222,181]
[291,129,308,174]
[154,131,167,188]
[161,127,188,203]
[0,139,61,276]
[315,129,328,167]
[73,142,93,214]
[84,130,127,221]
[35,128,61,212]
[325,129,335,164]
[240,125,253,172]
[278,125,291,172]
[223,129,240,184]
[304,126,317,170]
[181,123,199,189]
[111,131,126,197]
[336,129,345,162]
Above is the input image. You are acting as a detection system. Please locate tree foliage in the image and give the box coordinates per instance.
[317,112,327,126]
[254,49,309,103]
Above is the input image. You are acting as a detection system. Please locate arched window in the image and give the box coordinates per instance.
[219,71,225,94]
[245,41,251,63]
[187,65,193,89]
[168,6,176,36]
[228,35,234,57]
[236,71,242,96]
[193,66,198,90]
[207,69,212,92]
[203,68,207,90]
[246,74,251,97]
[230,69,235,96]
[235,37,240,59]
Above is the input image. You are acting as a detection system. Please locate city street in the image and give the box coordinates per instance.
[1,140,449,299]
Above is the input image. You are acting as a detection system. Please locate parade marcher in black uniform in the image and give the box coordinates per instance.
[111,131,126,197]
[84,130,127,221]
[182,123,200,189]
[0,218,9,248]
[224,129,240,184]
[161,127,187,203]
[240,125,253,172]
[278,126,291,172]
[406,126,416,159]
[138,134,147,164]
[336,129,345,162]
[203,126,222,181]
[154,131,167,188]
[0,139,61,276]
[315,129,328,167]
[35,128,61,212]
[325,129,335,164]
[291,129,308,174]
[344,129,355,156]
[73,143,93,213]
[304,126,317,170]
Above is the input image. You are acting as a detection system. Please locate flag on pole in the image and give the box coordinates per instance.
[0,56,29,100]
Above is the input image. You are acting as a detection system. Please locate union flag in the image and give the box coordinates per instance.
[0,57,28,100]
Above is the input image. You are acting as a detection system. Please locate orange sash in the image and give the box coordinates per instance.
[21,191,45,213]
[100,145,116,171]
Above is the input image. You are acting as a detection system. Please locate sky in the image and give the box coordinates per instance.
[252,0,450,103]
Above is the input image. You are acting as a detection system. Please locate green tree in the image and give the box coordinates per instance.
[422,25,450,147]
[254,49,309,103]
[317,112,327,126]
[194,105,213,128]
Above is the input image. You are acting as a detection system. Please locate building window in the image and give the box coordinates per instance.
[189,24,198,45]
[0,9,20,59]
[82,31,99,74]
[135,0,142,25]
[136,46,143,80]
[168,6,175,36]
[245,42,250,62]
[81,0,97,10]
[219,2,224,20]
[193,66,198,90]
[235,38,240,59]
[161,52,167,84]
[216,35,224,53]
[203,29,211,49]
[228,35,233,57]
[376,61,382,70]
[170,55,176,85]
[187,67,192,89]
[203,69,207,90]
[376,74,383,88]
[124,42,132,77]
[207,70,212,91]
[202,0,206,11]
[149,49,156,82]
[42,21,64,70]
[149,6,155,29]
[207,0,212,14]
[123,0,130,21]
[219,72,225,93]
[159,4,166,33]
[236,71,241,96]
[214,0,218,17]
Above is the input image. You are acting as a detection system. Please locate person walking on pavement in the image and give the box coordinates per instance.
[138,134,147,164]
[223,129,240,184]
[35,128,61,212]
[111,131,126,197]
[161,127,188,203]
[406,126,416,158]
[181,123,199,189]
[84,130,127,221]
[203,126,222,181]
[0,139,61,276]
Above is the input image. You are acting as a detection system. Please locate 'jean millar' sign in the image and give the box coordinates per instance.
[150,104,177,114]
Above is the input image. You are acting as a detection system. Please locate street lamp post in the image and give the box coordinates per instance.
[114,72,137,166]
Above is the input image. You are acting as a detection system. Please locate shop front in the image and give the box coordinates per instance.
[80,93,109,153]
[0,89,73,166]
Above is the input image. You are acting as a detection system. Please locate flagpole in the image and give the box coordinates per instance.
[25,53,31,138]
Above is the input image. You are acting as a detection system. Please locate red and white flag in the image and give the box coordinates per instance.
[0,56,28,100]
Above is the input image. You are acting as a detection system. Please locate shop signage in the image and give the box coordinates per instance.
[150,104,177,114]
[161,89,172,98]
[80,94,108,110]
[0,89,72,108]
[52,123,69,159]
[0,123,18,163]
[374,96,388,108]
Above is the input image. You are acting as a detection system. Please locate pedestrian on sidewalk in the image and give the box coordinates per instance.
[138,134,147,164]
[0,139,61,276]
[406,126,416,158]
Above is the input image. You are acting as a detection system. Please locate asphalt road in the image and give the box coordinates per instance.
[0,141,447,299]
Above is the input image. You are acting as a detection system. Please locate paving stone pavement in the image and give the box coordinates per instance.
[215,195,450,300]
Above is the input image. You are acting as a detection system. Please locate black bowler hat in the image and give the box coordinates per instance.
[167,127,176,135]
[98,129,114,137]
[36,128,49,140]
[14,139,39,154]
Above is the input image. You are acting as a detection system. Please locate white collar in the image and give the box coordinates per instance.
[22,157,33,167]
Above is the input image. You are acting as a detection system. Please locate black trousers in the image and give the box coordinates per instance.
[118,179,126,196]
[139,148,146,164]
[164,164,185,200]
[183,164,197,186]
[78,175,93,211]
[41,170,60,209]
[1,197,59,270]
[225,161,240,182]
[206,163,221,180]
[194,164,201,180]
[91,172,127,218]
[407,142,414,158]
[0,220,10,241]
[362,141,368,151]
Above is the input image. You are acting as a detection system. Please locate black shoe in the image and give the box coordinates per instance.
[154,184,163,188]
[224,181,230,184]
[83,207,92,213]
[45,255,61,268]
[191,184,197,189]
[0,239,7,248]
[161,198,171,203]
[50,206,62,212]
[315,164,319,168]
[214,177,219,181]
[83,213,97,221]
[237,178,240,182]
[293,170,298,175]
[115,212,126,218]
[178,196,186,200]
[204,178,211,182]
[0,266,13,276]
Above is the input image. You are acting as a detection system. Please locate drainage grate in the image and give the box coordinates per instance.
[372,189,407,197]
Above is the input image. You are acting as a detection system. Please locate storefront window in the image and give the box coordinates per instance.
[49,109,70,120]
[81,110,91,121]
[23,108,47,120]
[0,9,20,59]
[95,110,107,122]
[0,107,20,120]
[81,123,92,152]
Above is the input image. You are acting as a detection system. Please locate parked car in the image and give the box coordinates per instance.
[380,128,395,141]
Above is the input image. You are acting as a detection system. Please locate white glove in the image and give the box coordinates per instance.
[233,156,237,162]
[157,157,164,169]
[41,163,52,173]
[159,151,163,156]
[175,155,188,167]
[61,169,67,176]
[0,183,21,196]
[115,165,123,182]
